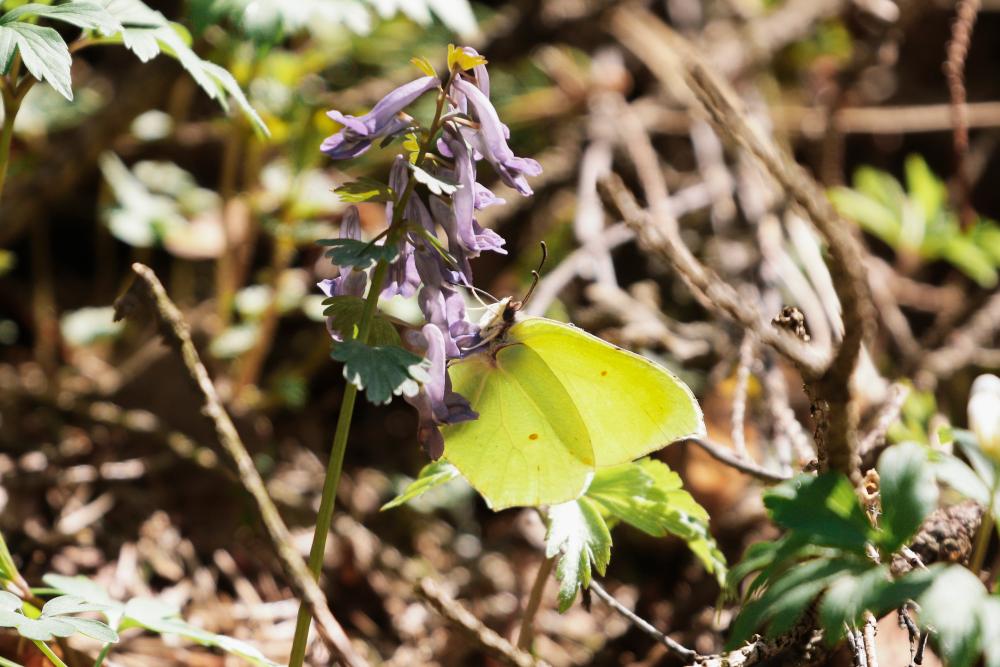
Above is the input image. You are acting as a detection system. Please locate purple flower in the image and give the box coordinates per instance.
[381,157,422,299]
[452,77,541,196]
[321,76,439,160]
[318,206,367,299]
[474,183,504,209]
[440,128,508,262]
[404,324,478,458]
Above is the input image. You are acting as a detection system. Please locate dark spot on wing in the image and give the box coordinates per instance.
[600,370,608,377]
[528,433,539,441]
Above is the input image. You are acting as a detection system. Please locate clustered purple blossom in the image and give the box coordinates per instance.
[319,48,541,458]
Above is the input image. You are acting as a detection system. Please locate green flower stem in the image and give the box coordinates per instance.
[92,643,112,667]
[287,70,458,667]
[32,640,69,667]
[969,474,999,574]
[0,82,21,209]
[0,655,24,667]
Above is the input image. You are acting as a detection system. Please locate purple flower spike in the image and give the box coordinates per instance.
[319,206,367,299]
[404,324,478,458]
[321,76,439,160]
[474,183,505,209]
[452,77,541,196]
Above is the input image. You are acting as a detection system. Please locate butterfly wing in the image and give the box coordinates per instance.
[512,318,705,467]
[441,343,596,510]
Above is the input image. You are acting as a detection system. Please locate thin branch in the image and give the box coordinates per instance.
[610,6,874,481]
[944,0,982,227]
[916,288,1000,389]
[685,437,791,483]
[113,263,368,667]
[588,580,697,662]
[858,383,910,463]
[731,334,755,459]
[516,556,555,651]
[417,578,548,667]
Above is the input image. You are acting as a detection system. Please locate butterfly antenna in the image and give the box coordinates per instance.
[519,242,547,308]
[466,283,499,310]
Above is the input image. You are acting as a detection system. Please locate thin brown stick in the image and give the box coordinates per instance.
[516,556,555,651]
[417,578,548,667]
[731,334,755,459]
[916,288,1000,389]
[610,6,873,481]
[944,0,982,227]
[113,263,368,667]
[589,580,696,661]
[685,437,791,484]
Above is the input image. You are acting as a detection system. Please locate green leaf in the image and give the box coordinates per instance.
[931,451,994,505]
[320,238,399,270]
[408,163,459,196]
[2,2,122,34]
[726,558,855,646]
[381,461,460,510]
[942,235,998,287]
[6,615,76,641]
[954,428,998,488]
[817,565,936,639]
[982,597,1000,667]
[918,566,986,667]
[904,154,947,225]
[42,595,109,616]
[854,166,906,215]
[321,295,400,347]
[587,460,725,581]
[58,616,119,643]
[764,473,873,552]
[546,497,612,612]
[42,574,122,627]
[121,597,279,666]
[829,187,901,247]
[334,177,394,203]
[0,22,72,99]
[96,0,269,136]
[330,339,429,405]
[876,442,938,552]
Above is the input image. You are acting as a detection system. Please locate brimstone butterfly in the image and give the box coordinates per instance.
[440,295,705,510]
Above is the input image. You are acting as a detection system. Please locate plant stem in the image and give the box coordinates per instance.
[32,641,69,667]
[0,656,24,667]
[287,70,457,667]
[969,475,999,574]
[516,556,555,651]
[0,82,21,208]
[92,644,111,667]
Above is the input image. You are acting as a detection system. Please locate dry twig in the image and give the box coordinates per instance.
[944,0,982,225]
[113,263,368,667]
[610,6,874,481]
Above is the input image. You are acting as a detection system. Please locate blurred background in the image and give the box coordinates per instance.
[1,0,999,664]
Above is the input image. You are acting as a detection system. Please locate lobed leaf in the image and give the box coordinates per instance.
[330,339,428,405]
[2,2,122,34]
[546,497,612,612]
[320,238,400,270]
[0,22,72,99]
[764,473,873,552]
[322,295,401,347]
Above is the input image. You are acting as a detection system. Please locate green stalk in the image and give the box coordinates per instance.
[969,475,999,574]
[92,643,111,667]
[0,83,21,208]
[32,641,69,667]
[287,70,458,666]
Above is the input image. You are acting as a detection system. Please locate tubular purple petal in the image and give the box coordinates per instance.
[451,78,541,195]
[321,76,438,160]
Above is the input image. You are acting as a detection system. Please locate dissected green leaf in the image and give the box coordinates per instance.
[42,595,109,616]
[904,154,946,226]
[876,442,938,552]
[546,497,612,612]
[0,22,72,99]
[817,565,936,639]
[408,163,459,196]
[764,473,872,551]
[381,460,460,510]
[334,177,394,203]
[322,295,400,347]
[331,339,428,405]
[918,566,986,667]
[96,0,268,135]
[2,2,122,34]
[320,238,400,270]
[587,460,724,582]
[941,235,998,287]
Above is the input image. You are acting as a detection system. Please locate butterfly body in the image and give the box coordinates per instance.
[441,311,705,509]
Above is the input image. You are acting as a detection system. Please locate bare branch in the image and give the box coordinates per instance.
[588,580,697,662]
[113,263,368,667]
[417,578,548,667]
[685,437,791,484]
